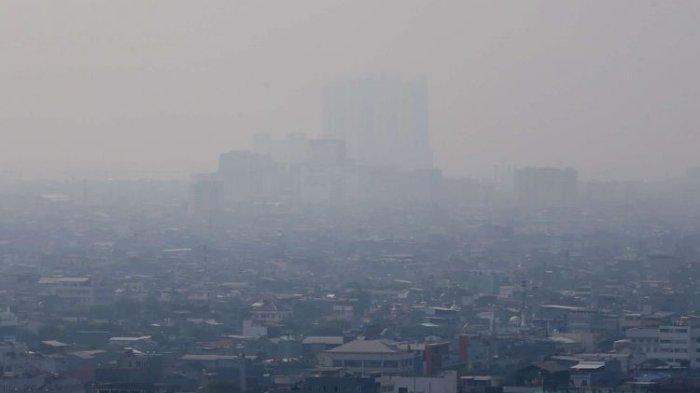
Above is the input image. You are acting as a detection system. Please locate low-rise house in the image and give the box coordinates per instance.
[570,360,622,389]
[460,375,502,393]
[108,336,154,352]
[302,336,345,360]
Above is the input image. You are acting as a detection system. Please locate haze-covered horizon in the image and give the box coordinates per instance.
[2,0,699,181]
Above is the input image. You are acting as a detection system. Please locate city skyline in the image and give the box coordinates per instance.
[2,1,699,181]
[3,3,700,391]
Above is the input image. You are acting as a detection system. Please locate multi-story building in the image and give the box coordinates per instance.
[297,374,380,393]
[323,75,433,171]
[626,328,660,357]
[250,299,292,326]
[318,339,418,375]
[626,318,700,368]
[216,150,284,203]
[38,276,107,306]
[379,371,457,393]
[0,308,18,342]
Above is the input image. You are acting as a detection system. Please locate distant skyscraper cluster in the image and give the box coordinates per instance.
[190,76,591,214]
[190,132,442,211]
[191,75,442,211]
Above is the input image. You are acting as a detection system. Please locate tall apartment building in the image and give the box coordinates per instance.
[323,75,433,171]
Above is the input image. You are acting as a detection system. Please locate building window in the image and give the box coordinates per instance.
[345,360,361,367]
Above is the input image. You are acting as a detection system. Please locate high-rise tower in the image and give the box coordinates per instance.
[323,75,433,171]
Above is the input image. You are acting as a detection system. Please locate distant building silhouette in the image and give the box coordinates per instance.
[323,75,433,171]
[514,167,578,209]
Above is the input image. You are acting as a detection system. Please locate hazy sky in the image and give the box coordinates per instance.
[1,0,699,180]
